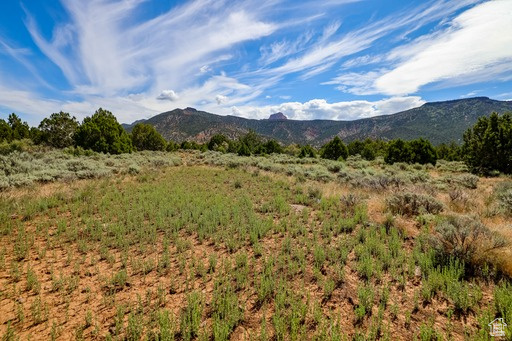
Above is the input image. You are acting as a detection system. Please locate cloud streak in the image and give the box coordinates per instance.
[376,0,512,95]
[25,0,277,97]
[256,0,481,79]
[329,0,512,96]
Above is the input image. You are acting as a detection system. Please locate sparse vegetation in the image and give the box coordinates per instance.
[0,147,511,340]
[386,192,444,216]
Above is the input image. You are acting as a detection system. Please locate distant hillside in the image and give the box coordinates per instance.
[122,97,512,146]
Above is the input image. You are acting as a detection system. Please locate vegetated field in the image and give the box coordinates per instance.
[1,150,512,340]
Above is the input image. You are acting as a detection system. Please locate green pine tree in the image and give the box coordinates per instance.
[320,136,348,160]
[74,108,133,154]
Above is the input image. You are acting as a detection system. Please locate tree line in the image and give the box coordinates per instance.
[0,109,510,174]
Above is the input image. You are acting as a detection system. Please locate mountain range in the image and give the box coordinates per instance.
[122,97,512,146]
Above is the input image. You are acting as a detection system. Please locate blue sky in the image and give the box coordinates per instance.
[0,0,511,125]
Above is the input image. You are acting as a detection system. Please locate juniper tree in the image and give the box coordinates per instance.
[74,108,133,154]
[320,136,348,160]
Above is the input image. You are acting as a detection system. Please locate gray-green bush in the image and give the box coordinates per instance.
[386,192,443,216]
[430,215,506,270]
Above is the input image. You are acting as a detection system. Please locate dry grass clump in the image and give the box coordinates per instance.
[448,188,469,204]
[430,215,506,268]
[483,181,512,217]
[440,173,479,189]
[435,160,469,173]
[386,192,444,216]
[496,182,512,216]
[447,187,475,213]
[499,190,512,215]
[346,173,407,191]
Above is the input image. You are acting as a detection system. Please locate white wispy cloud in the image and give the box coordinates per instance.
[0,87,62,120]
[341,54,383,69]
[259,30,314,66]
[496,92,512,101]
[0,39,31,58]
[330,0,512,96]
[24,0,277,97]
[323,71,384,95]
[376,1,512,95]
[200,65,211,74]
[460,90,481,98]
[0,37,54,90]
[259,0,480,79]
